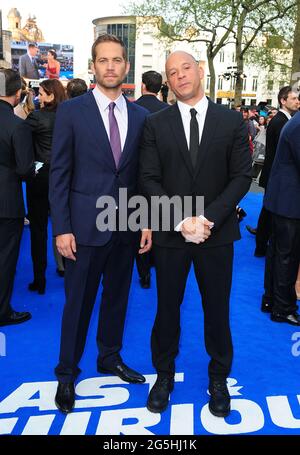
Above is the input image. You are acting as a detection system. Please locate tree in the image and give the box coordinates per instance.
[127,0,240,101]
[291,0,300,87]
[233,0,297,105]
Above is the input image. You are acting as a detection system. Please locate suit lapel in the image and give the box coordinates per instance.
[194,100,219,177]
[168,104,194,177]
[118,97,137,170]
[81,91,116,171]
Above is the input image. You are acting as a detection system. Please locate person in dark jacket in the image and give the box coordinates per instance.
[246,86,299,258]
[25,79,67,294]
[134,71,168,288]
[135,70,168,113]
[262,111,300,325]
[0,69,35,326]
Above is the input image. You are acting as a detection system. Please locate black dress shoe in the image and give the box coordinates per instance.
[208,380,230,417]
[98,361,145,384]
[236,207,247,222]
[254,248,266,258]
[0,311,31,327]
[28,279,46,294]
[271,312,300,326]
[246,225,257,235]
[55,382,75,413]
[139,273,150,289]
[261,299,273,313]
[56,268,65,277]
[147,375,174,413]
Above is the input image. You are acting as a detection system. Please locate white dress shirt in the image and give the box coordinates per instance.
[177,95,209,148]
[92,85,128,150]
[175,95,213,233]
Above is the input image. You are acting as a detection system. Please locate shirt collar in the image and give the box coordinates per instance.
[27,52,33,61]
[93,85,126,113]
[279,108,292,120]
[177,95,208,117]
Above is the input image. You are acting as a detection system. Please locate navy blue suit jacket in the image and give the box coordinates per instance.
[264,111,300,219]
[49,91,148,246]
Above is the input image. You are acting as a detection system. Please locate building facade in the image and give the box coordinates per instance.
[92,15,292,106]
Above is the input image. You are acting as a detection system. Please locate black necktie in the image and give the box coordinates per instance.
[189,108,199,167]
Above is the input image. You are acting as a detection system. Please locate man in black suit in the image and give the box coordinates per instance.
[135,71,168,288]
[262,110,300,325]
[135,70,168,113]
[139,51,252,417]
[0,69,35,326]
[246,86,299,260]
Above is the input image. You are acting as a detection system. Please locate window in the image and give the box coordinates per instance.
[242,78,247,90]
[206,75,211,91]
[230,77,235,90]
[266,98,272,105]
[219,51,224,63]
[216,98,222,104]
[267,80,274,91]
[252,77,258,91]
[250,99,257,106]
[232,53,236,63]
[218,77,223,90]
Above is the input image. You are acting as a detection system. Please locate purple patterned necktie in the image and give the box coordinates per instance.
[108,102,122,167]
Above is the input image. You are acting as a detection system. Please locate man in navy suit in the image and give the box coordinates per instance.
[262,111,300,326]
[49,34,151,413]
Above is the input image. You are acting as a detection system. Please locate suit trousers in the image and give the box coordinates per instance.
[256,205,272,253]
[55,232,135,383]
[0,218,23,319]
[135,251,151,278]
[151,242,234,380]
[263,214,300,314]
[26,168,49,282]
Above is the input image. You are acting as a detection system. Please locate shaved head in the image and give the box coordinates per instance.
[165,50,204,105]
[166,51,197,70]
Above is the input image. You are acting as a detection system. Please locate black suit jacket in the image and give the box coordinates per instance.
[259,111,289,188]
[25,110,56,164]
[135,95,168,113]
[139,100,252,248]
[264,111,300,219]
[0,100,35,218]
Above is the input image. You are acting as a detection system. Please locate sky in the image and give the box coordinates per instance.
[0,0,127,76]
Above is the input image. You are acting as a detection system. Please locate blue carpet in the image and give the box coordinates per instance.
[1,192,300,435]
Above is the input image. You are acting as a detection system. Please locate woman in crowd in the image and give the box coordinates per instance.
[25,79,66,294]
[14,78,35,119]
[45,49,60,80]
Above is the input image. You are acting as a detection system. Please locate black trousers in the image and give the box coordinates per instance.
[152,243,234,380]
[55,233,135,383]
[263,214,300,314]
[135,251,151,278]
[0,218,23,319]
[26,168,49,282]
[255,205,272,253]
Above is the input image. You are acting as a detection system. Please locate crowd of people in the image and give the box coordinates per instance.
[0,33,299,420]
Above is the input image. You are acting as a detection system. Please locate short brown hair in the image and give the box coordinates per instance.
[39,79,66,111]
[278,85,292,108]
[91,34,127,62]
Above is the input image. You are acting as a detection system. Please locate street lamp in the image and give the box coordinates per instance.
[220,66,247,108]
